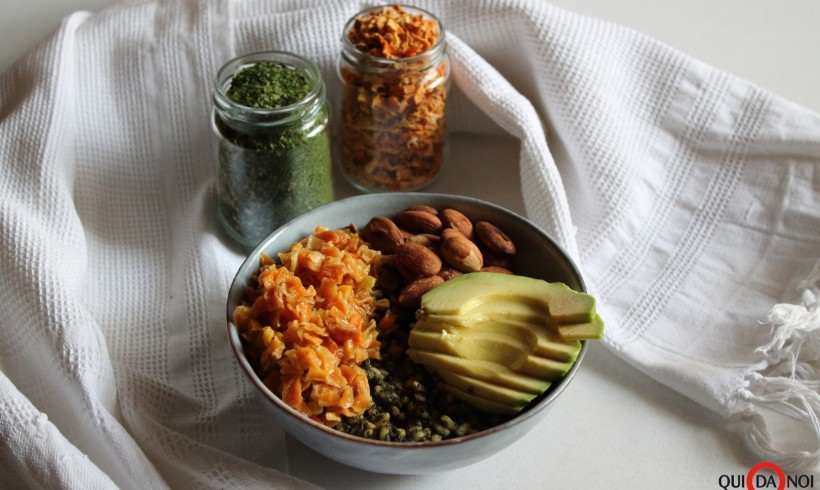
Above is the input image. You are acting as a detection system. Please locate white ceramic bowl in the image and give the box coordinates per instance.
[226,193,588,474]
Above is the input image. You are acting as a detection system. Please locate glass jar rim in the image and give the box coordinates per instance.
[213,50,325,119]
[339,4,447,68]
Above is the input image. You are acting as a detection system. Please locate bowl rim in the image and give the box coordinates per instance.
[226,192,588,449]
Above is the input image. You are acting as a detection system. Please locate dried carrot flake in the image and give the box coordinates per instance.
[339,5,448,191]
[234,227,382,426]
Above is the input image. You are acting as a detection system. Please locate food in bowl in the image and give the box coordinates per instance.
[232,227,381,426]
[408,272,601,415]
[231,201,604,443]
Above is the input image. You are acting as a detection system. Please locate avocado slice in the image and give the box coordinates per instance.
[423,298,549,325]
[407,272,602,414]
[444,384,531,415]
[556,314,605,341]
[409,325,576,380]
[413,315,583,362]
[419,272,597,325]
[436,370,540,411]
[408,329,530,369]
[519,355,576,380]
[407,349,550,394]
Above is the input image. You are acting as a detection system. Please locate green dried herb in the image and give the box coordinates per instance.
[226,62,311,109]
[214,59,333,248]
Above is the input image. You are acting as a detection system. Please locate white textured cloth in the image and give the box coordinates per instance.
[1,0,819,487]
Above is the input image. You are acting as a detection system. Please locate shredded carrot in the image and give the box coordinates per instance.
[234,227,382,426]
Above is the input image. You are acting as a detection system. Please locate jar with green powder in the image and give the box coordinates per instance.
[212,51,333,248]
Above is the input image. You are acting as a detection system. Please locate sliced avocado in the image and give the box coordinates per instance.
[532,328,582,362]
[413,315,582,363]
[436,370,540,410]
[409,326,575,380]
[444,384,529,415]
[519,355,576,380]
[423,298,548,324]
[407,272,601,415]
[408,328,530,369]
[557,314,605,341]
[420,272,597,325]
[407,349,550,394]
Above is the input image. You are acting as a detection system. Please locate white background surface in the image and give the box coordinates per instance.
[2,1,819,488]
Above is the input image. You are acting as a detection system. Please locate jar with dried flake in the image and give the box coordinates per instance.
[337,5,450,192]
[212,51,333,248]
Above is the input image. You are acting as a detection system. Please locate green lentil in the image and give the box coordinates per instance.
[334,309,511,442]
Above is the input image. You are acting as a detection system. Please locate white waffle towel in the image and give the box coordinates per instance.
[1,0,818,487]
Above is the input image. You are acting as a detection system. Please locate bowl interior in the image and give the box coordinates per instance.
[226,192,587,464]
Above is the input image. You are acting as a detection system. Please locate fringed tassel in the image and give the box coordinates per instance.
[729,260,820,471]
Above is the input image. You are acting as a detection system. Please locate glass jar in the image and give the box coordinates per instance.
[337,5,450,193]
[212,51,333,248]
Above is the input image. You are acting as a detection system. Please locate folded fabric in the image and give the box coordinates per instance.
[1,0,818,488]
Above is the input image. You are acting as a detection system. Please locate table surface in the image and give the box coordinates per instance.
[2,1,818,488]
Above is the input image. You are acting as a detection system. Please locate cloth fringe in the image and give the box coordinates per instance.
[730,260,820,470]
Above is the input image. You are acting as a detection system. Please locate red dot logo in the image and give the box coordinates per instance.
[746,462,785,490]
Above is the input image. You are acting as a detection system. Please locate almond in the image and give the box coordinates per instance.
[440,208,474,239]
[438,266,463,281]
[398,275,444,309]
[395,258,420,283]
[361,216,404,254]
[480,265,514,274]
[396,210,442,235]
[475,221,516,255]
[404,205,439,216]
[395,242,442,277]
[439,228,463,242]
[404,233,440,248]
[440,234,483,272]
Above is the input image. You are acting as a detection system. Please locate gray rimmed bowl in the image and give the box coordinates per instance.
[226,192,588,474]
